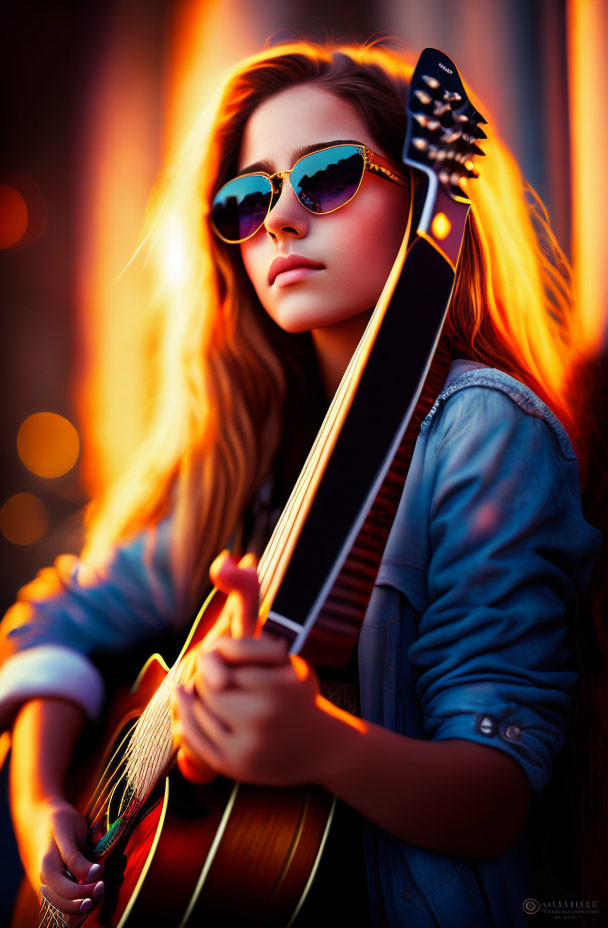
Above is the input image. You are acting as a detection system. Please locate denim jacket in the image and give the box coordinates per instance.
[0,362,601,927]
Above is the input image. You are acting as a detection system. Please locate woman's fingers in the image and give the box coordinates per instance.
[41,882,102,917]
[207,633,288,667]
[196,649,231,692]
[209,550,260,638]
[53,814,99,885]
[37,803,104,915]
[39,843,103,915]
[228,660,296,692]
[174,685,224,770]
[192,637,289,711]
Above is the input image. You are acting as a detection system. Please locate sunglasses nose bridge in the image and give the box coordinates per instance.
[269,170,290,194]
[268,169,300,214]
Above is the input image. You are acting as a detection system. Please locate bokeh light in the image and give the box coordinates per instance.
[0,493,48,545]
[17,412,80,478]
[0,185,28,248]
[431,212,451,240]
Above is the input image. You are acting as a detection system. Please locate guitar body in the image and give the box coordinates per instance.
[11,591,335,928]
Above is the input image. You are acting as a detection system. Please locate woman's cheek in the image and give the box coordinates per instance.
[240,240,266,298]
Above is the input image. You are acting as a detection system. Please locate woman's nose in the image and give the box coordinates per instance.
[263,176,308,240]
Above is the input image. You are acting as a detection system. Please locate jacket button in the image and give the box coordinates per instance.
[478,715,496,736]
[505,725,522,740]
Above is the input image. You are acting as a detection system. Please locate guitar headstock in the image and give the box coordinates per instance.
[403,47,486,207]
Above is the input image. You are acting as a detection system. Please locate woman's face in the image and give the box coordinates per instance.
[237,83,411,333]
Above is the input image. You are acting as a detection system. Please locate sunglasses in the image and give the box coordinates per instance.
[210,143,409,244]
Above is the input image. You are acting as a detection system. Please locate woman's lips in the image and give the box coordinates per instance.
[268,254,325,286]
[273,266,324,288]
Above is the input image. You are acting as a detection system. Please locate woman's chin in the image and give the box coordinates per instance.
[268,300,372,335]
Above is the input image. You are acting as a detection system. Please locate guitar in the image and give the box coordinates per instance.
[23,46,486,928]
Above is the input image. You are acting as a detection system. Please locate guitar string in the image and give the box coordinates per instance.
[83,669,177,830]
[260,294,391,594]
[86,722,141,821]
[39,897,68,928]
[122,658,189,799]
[256,296,382,595]
[116,296,387,801]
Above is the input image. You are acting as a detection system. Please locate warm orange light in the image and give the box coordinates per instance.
[291,654,311,682]
[0,185,28,248]
[1,493,48,545]
[316,694,368,733]
[17,412,80,478]
[0,732,10,773]
[431,212,452,240]
[75,1,261,497]
[567,0,608,352]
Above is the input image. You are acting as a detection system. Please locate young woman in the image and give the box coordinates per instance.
[0,40,601,927]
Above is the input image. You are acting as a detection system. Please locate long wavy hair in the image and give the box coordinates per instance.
[70,39,608,903]
[79,40,588,618]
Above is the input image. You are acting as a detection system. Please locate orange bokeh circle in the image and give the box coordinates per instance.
[0,493,48,545]
[17,412,80,478]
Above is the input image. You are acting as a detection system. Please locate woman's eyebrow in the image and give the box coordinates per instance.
[237,139,362,176]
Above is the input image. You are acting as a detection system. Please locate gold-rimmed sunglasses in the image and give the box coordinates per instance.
[210,143,409,244]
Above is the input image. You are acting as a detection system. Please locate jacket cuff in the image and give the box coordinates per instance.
[429,710,561,807]
[0,645,105,728]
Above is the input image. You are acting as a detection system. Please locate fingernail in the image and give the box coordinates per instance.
[80,899,93,914]
[86,863,101,881]
[93,880,105,899]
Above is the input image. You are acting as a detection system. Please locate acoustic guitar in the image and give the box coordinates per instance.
[20,46,485,928]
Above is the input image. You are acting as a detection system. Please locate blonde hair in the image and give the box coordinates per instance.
[79,40,587,620]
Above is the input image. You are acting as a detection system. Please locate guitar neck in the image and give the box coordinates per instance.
[251,47,486,665]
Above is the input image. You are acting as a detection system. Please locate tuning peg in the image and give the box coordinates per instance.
[412,137,428,150]
[432,100,452,117]
[421,74,440,89]
[443,90,462,103]
[414,89,432,105]
[413,113,441,131]
[441,128,462,144]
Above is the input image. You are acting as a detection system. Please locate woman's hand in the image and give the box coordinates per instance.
[171,551,334,787]
[10,698,106,915]
[20,795,104,915]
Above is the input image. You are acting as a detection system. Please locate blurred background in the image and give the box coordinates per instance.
[0,0,607,912]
